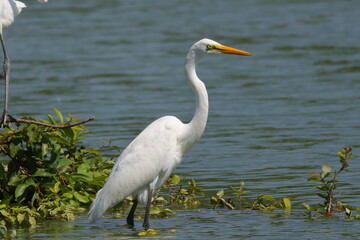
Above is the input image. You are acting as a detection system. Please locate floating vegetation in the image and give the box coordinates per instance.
[210,181,292,212]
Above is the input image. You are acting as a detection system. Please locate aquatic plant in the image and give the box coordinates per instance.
[0,109,115,234]
[163,174,204,207]
[210,181,291,212]
[304,146,360,219]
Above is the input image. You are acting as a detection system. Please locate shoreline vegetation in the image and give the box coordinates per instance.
[0,109,358,237]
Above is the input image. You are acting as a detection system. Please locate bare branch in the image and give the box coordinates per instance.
[1,116,95,129]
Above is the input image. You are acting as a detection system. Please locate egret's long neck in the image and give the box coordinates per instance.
[181,50,209,153]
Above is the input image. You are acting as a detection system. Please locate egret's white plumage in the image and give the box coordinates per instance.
[1,0,26,32]
[1,0,47,30]
[0,0,47,124]
[88,38,252,228]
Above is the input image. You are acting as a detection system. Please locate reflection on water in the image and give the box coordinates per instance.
[3,0,360,239]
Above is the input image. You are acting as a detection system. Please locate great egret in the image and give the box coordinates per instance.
[0,0,47,124]
[88,38,252,229]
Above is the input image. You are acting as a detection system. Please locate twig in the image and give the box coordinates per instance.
[2,116,95,129]
[213,197,235,210]
[325,147,352,216]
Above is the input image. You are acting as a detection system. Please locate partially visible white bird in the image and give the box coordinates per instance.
[0,0,48,124]
[88,38,252,229]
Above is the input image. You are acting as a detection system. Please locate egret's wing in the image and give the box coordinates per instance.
[1,0,26,29]
[88,116,183,222]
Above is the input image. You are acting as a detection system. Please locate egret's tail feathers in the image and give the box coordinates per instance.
[88,189,107,223]
[88,187,127,223]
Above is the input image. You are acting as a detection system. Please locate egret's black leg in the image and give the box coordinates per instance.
[142,188,152,230]
[126,198,138,226]
[0,34,16,126]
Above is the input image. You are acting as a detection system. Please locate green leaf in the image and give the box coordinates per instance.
[26,128,38,143]
[57,158,73,170]
[321,163,332,179]
[52,107,64,124]
[8,174,27,186]
[0,209,11,218]
[77,164,90,175]
[210,197,218,204]
[261,195,275,201]
[303,202,312,211]
[307,176,322,183]
[216,190,224,198]
[168,174,181,185]
[316,193,327,199]
[33,168,55,177]
[15,178,37,198]
[71,173,93,182]
[150,207,161,215]
[81,148,101,155]
[283,197,291,210]
[73,192,89,203]
[50,181,61,193]
[17,213,25,224]
[47,114,57,125]
[9,143,22,158]
[62,192,73,199]
[41,143,49,157]
[63,127,75,141]
[28,216,36,226]
[160,208,174,214]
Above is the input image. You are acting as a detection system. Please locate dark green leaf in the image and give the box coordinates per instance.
[33,168,55,177]
[316,193,327,199]
[41,143,49,157]
[15,178,37,198]
[8,174,27,186]
[9,143,22,158]
[0,164,5,179]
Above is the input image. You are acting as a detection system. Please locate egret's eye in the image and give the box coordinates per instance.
[206,44,215,51]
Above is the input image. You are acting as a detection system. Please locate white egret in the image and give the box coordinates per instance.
[0,0,47,124]
[88,38,252,229]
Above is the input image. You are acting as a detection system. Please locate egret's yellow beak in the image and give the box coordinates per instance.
[215,44,252,56]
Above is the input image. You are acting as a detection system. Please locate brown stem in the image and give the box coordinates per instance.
[218,197,235,210]
[3,116,95,129]
[325,148,351,215]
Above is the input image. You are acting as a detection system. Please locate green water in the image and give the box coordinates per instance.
[2,0,360,239]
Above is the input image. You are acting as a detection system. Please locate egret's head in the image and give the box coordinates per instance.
[191,38,252,58]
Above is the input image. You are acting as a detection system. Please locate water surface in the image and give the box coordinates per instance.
[2,0,360,239]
